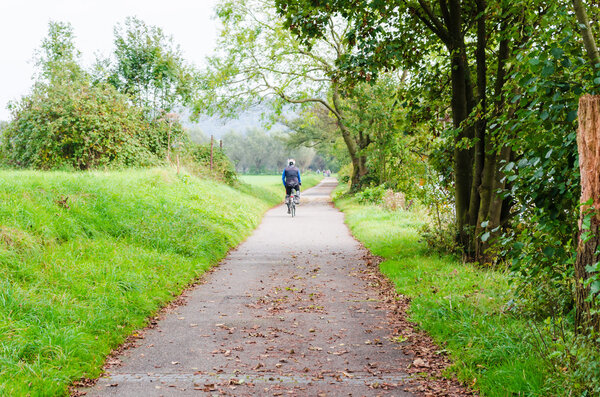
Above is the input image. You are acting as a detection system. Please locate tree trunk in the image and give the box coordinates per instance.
[487,145,512,227]
[441,0,476,252]
[575,94,600,333]
[448,44,475,249]
[469,0,488,259]
[572,0,600,67]
[475,27,512,262]
[331,83,362,191]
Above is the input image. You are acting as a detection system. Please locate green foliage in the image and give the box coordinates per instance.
[187,143,237,185]
[341,75,431,196]
[282,106,346,172]
[195,0,335,118]
[0,19,190,171]
[491,6,590,318]
[337,163,353,185]
[355,185,386,205]
[0,168,286,395]
[35,21,84,84]
[3,79,164,169]
[540,330,600,396]
[335,197,547,396]
[103,17,196,119]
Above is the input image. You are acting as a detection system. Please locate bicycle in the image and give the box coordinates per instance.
[286,188,298,217]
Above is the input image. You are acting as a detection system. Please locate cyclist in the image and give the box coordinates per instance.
[282,159,301,213]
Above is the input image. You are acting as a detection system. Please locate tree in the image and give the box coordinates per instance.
[275,0,557,259]
[282,105,347,171]
[2,21,174,170]
[34,21,84,84]
[107,17,196,119]
[571,0,600,333]
[195,0,373,190]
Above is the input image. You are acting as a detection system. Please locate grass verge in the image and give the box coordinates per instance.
[335,197,546,396]
[0,168,319,395]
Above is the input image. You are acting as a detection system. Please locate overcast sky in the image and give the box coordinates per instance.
[0,0,220,121]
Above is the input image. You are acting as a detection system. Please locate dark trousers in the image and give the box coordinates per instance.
[285,184,300,195]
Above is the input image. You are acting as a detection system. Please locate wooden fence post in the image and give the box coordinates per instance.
[210,135,214,171]
[575,94,600,333]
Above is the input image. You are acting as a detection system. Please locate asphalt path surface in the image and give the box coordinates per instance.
[83,178,414,396]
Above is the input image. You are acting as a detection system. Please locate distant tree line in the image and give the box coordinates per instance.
[221,127,337,174]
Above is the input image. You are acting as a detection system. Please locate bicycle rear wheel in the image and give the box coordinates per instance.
[291,201,295,217]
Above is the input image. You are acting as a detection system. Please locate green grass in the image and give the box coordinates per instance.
[335,198,547,396]
[0,168,320,396]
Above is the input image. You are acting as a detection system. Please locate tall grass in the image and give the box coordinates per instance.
[335,198,547,396]
[0,168,320,396]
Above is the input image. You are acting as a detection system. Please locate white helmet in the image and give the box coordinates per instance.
[288,159,295,166]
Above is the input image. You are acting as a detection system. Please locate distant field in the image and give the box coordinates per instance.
[240,174,323,198]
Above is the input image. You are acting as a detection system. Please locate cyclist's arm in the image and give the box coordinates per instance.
[298,170,301,185]
[282,169,286,186]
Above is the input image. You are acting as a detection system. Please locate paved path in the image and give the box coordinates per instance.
[84,178,414,396]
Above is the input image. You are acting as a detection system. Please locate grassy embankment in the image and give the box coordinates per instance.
[0,169,320,396]
[335,197,546,397]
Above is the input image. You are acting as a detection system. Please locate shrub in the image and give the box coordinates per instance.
[355,185,386,205]
[337,163,353,184]
[419,202,459,255]
[2,80,167,169]
[529,322,600,396]
[187,143,237,185]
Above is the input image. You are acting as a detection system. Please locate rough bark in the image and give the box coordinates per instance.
[469,0,488,258]
[575,94,600,332]
[489,146,511,217]
[475,28,511,262]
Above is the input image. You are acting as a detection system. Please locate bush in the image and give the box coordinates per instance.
[187,143,237,185]
[419,202,459,255]
[2,80,168,170]
[337,163,353,185]
[355,185,386,205]
[531,323,600,396]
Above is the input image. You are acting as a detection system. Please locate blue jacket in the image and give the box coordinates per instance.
[282,166,301,186]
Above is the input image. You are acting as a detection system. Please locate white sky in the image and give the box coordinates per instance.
[0,0,220,121]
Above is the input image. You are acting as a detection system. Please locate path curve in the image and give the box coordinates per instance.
[83,178,414,396]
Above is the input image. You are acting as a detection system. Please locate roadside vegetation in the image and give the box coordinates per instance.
[336,194,600,396]
[196,1,600,393]
[0,168,320,395]
[336,197,544,395]
[3,0,600,394]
